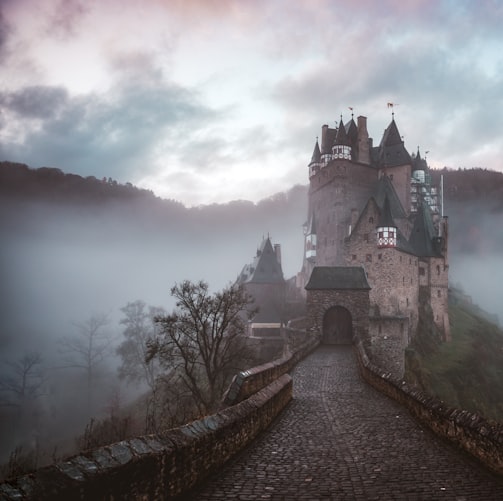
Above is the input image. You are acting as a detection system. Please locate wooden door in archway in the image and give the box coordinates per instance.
[322,306,353,344]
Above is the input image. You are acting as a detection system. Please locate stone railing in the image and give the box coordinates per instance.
[0,375,292,500]
[223,330,320,405]
[353,336,503,476]
[0,330,318,500]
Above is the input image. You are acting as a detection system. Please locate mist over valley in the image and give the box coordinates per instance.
[1,163,502,470]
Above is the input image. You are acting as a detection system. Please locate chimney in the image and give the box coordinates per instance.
[357,116,370,165]
[274,244,282,265]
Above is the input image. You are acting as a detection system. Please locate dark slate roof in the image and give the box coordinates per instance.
[310,140,321,165]
[305,266,371,290]
[377,119,412,167]
[409,203,442,257]
[377,195,395,227]
[237,237,285,284]
[334,118,350,146]
[345,118,358,147]
[372,175,407,219]
[412,148,428,172]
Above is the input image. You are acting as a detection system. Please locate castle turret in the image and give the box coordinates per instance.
[308,139,322,178]
[376,196,397,248]
[332,118,352,160]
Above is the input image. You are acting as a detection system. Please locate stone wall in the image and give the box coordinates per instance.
[223,332,319,406]
[306,289,370,341]
[354,336,503,476]
[0,375,292,500]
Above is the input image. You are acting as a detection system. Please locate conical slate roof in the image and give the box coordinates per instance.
[334,118,350,146]
[378,119,412,167]
[377,195,395,227]
[310,140,321,165]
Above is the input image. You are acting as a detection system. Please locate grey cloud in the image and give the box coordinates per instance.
[0,85,69,119]
[46,0,89,39]
[0,80,219,183]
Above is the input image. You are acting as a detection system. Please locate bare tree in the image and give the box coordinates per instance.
[117,300,163,390]
[59,313,111,410]
[0,352,45,409]
[148,280,256,415]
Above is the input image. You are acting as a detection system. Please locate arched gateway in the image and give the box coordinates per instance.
[305,266,371,344]
[322,306,352,344]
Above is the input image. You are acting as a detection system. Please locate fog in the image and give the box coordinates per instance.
[0,193,307,466]
[1,184,502,469]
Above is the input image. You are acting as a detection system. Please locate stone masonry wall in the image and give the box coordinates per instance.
[354,336,503,476]
[0,378,293,500]
[306,289,370,342]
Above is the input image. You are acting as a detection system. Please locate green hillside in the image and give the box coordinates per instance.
[405,288,503,422]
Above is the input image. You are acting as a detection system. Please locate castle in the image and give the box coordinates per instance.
[239,112,449,377]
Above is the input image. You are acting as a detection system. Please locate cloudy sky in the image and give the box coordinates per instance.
[1,0,502,206]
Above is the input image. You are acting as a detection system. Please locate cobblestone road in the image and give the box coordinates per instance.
[191,346,503,500]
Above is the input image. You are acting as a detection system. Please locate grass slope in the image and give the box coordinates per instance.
[405,289,503,423]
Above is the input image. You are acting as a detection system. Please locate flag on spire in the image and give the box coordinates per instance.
[387,102,394,108]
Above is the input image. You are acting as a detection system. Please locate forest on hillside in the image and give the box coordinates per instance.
[1,161,503,476]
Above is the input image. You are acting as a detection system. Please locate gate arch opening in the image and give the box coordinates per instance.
[322,306,353,345]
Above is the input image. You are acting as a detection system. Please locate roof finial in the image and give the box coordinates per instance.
[348,106,354,118]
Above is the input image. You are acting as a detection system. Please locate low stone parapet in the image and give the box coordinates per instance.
[223,333,319,406]
[354,336,503,476]
[0,375,293,500]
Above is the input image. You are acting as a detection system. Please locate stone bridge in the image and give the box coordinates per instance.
[192,345,503,500]
[1,337,503,500]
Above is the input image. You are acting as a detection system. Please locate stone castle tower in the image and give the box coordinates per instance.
[299,112,449,377]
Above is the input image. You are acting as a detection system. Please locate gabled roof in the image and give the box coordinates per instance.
[237,237,285,284]
[409,203,442,257]
[305,266,371,290]
[372,175,407,219]
[310,140,321,165]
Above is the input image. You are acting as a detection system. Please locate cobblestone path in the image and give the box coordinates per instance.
[191,345,503,500]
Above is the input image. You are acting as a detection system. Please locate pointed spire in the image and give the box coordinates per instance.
[380,118,403,147]
[309,138,321,165]
[334,118,350,146]
[378,195,396,228]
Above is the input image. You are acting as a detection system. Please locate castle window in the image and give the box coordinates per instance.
[419,267,425,276]
[389,174,394,180]
[364,233,369,242]
[369,217,374,224]
[436,265,440,275]
[378,253,382,260]
[402,277,405,285]
[352,254,357,261]
[366,254,372,262]
[406,298,409,306]
[437,290,441,298]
